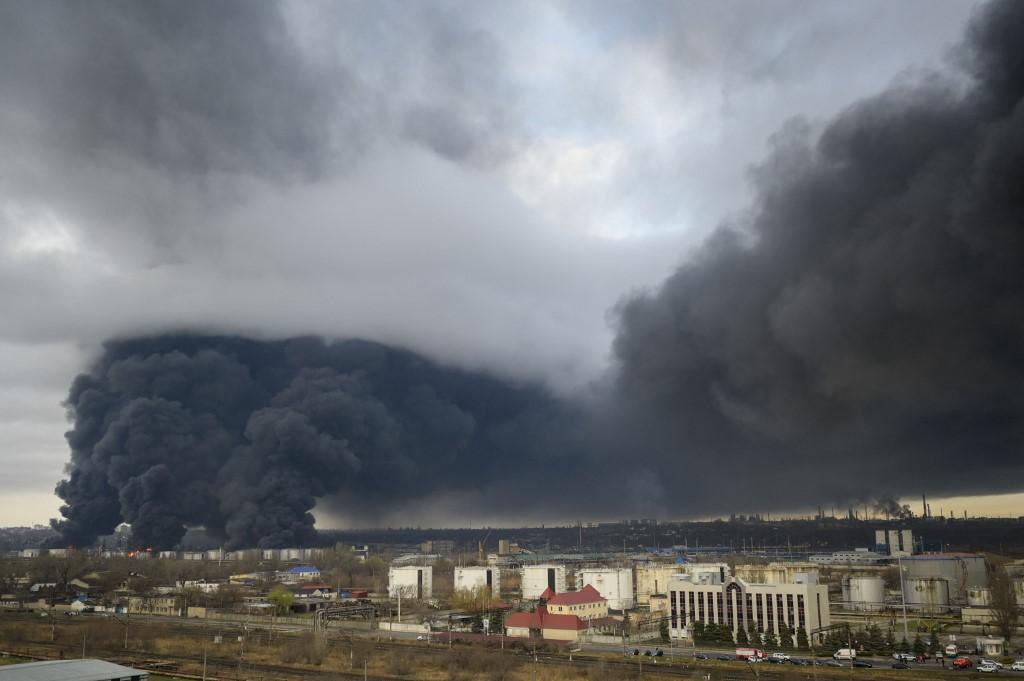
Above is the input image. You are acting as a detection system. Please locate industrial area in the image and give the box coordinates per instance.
[4,517,1024,679]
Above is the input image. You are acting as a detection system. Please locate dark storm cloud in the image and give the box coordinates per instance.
[608,0,1024,512]
[0,0,343,178]
[52,336,579,548]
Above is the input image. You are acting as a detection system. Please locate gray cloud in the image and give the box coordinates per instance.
[0,0,1008,527]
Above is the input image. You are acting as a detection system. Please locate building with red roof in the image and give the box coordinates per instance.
[544,584,608,619]
[505,585,613,641]
[504,605,588,641]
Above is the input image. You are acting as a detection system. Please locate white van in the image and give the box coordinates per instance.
[833,648,857,661]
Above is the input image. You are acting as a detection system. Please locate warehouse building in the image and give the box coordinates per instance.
[0,660,147,681]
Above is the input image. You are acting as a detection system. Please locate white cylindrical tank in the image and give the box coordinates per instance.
[967,587,992,607]
[454,567,501,597]
[905,577,950,613]
[579,568,635,610]
[1012,578,1024,608]
[388,566,434,600]
[843,576,885,611]
[521,565,567,600]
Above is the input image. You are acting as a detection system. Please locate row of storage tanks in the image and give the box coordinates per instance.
[842,554,1024,614]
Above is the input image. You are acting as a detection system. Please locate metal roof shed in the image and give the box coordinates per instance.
[0,660,148,681]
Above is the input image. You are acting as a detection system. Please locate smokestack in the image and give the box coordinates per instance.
[922,494,928,519]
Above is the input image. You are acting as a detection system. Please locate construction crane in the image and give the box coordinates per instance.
[478,529,492,562]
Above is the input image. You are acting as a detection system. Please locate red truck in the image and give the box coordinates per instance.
[736,648,765,661]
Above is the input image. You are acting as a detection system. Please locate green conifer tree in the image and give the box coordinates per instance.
[737,628,750,646]
[912,634,926,656]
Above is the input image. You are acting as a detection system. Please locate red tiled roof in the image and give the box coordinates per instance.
[546,584,605,606]
[539,587,555,601]
[504,606,587,632]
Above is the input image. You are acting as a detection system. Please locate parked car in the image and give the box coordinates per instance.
[770,652,791,662]
[853,660,873,668]
[980,659,1003,669]
[952,657,973,669]
[979,663,999,673]
[892,653,914,663]
[826,660,844,667]
[833,648,857,661]
[416,635,427,641]
[891,662,911,669]
[716,654,732,661]
[652,649,664,657]
[694,653,709,660]
[1011,661,1024,672]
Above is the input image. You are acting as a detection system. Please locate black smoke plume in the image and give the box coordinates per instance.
[608,0,1024,510]
[52,1,1024,544]
[52,336,577,549]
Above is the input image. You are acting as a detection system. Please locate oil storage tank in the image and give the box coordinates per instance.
[843,576,885,611]
[967,587,992,607]
[902,554,986,604]
[904,576,950,614]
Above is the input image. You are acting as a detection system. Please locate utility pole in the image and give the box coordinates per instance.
[897,554,909,643]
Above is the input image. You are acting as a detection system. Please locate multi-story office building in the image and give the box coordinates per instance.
[667,571,830,644]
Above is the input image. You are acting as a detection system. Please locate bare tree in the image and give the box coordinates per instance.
[987,558,1019,642]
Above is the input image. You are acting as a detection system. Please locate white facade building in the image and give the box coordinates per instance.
[521,565,567,600]
[579,568,634,610]
[807,549,886,565]
[388,566,433,600]
[668,573,830,645]
[454,567,500,597]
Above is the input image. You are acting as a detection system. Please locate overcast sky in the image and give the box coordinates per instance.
[0,0,993,527]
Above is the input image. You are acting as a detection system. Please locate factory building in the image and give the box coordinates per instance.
[635,564,684,603]
[521,565,567,600]
[875,529,914,557]
[279,565,321,584]
[578,568,634,610]
[454,566,500,597]
[388,566,433,600]
[667,571,830,645]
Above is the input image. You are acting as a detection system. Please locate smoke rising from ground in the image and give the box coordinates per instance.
[608,0,1024,510]
[53,336,578,548]
[49,0,1024,545]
